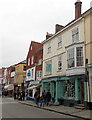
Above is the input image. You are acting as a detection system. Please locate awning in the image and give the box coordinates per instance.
[27,85,37,90]
[4,84,14,90]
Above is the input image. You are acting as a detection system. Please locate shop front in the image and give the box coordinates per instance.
[42,75,88,106]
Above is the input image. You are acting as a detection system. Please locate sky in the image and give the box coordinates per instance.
[0,0,91,68]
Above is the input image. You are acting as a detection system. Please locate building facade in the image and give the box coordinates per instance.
[26,41,43,98]
[42,0,91,107]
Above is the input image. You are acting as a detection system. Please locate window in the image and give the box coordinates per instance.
[76,47,83,66]
[23,66,26,71]
[38,59,42,65]
[58,55,62,71]
[31,69,34,78]
[45,60,52,74]
[57,36,62,48]
[28,58,30,66]
[64,80,75,97]
[31,56,34,64]
[47,42,51,53]
[67,48,75,68]
[36,70,42,79]
[72,28,79,43]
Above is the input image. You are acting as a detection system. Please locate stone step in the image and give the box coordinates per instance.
[74,104,85,110]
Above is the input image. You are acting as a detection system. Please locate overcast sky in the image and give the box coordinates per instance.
[0,0,91,68]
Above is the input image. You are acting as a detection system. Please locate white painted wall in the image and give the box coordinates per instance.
[43,19,85,78]
[26,67,35,81]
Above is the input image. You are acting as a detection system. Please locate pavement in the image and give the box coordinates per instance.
[17,99,92,120]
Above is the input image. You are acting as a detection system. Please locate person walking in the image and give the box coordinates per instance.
[46,90,51,106]
[22,90,25,101]
[40,91,45,107]
[14,90,17,100]
[34,90,40,106]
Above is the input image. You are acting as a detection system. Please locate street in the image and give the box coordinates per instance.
[1,97,84,119]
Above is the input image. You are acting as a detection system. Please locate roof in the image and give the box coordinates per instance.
[42,7,92,44]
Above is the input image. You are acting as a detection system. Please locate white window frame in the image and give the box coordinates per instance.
[76,47,83,67]
[31,56,34,64]
[57,55,62,71]
[67,48,75,68]
[28,58,30,66]
[47,42,51,54]
[36,70,42,80]
[67,46,84,69]
[38,59,42,65]
[57,36,62,48]
[45,60,52,75]
[72,27,79,43]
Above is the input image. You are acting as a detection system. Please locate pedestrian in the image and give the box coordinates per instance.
[22,90,25,101]
[40,91,45,107]
[46,90,51,106]
[34,90,40,106]
[14,90,17,100]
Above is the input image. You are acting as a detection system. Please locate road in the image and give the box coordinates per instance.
[1,97,84,119]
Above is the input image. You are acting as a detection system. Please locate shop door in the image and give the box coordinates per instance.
[81,82,84,104]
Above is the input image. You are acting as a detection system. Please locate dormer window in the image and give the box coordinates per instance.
[72,28,79,43]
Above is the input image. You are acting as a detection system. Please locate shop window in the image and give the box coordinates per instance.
[64,80,75,97]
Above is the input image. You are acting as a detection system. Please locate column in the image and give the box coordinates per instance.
[84,81,88,101]
[54,81,59,105]
[75,78,79,100]
[42,82,45,91]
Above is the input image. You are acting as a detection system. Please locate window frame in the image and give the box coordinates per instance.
[72,27,79,43]
[57,55,62,71]
[57,36,62,48]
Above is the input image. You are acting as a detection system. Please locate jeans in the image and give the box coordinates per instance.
[40,99,44,107]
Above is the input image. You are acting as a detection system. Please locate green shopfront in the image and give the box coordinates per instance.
[42,75,88,107]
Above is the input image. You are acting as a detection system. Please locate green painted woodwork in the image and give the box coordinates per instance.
[75,78,79,100]
[84,82,88,101]
[46,62,52,73]
[54,81,59,104]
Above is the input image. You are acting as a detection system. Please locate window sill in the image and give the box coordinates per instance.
[44,73,52,76]
[66,66,85,71]
[57,69,62,72]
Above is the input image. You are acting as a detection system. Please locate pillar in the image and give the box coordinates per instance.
[84,81,88,101]
[75,78,79,100]
[54,81,59,105]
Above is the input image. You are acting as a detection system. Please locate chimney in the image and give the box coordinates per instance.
[46,32,53,39]
[55,24,64,33]
[75,0,82,19]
